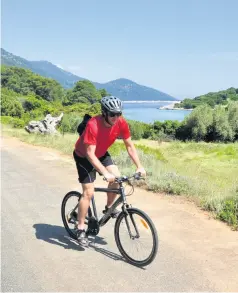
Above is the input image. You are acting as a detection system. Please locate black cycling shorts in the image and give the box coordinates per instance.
[73,151,114,184]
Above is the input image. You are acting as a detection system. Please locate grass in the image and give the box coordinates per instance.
[2,124,238,230]
[133,139,238,229]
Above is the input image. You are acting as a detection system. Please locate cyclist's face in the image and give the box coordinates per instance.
[107,112,121,125]
[107,115,119,125]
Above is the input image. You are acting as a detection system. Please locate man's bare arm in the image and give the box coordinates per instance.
[123,137,146,175]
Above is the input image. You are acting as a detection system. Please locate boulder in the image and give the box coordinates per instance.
[25,113,64,134]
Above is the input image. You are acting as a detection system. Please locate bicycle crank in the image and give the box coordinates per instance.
[86,217,100,236]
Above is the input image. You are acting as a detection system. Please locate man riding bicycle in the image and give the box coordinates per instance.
[73,95,146,245]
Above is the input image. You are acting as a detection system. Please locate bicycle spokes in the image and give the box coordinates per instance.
[62,191,92,240]
[116,209,157,265]
[66,205,78,224]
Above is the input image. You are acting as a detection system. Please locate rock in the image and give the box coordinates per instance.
[25,113,64,134]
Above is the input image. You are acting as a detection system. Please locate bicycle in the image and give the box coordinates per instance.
[61,172,159,267]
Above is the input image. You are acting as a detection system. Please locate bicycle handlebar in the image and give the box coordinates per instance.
[103,172,145,183]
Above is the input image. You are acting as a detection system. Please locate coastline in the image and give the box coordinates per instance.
[157,101,193,111]
[123,100,179,103]
[159,107,193,111]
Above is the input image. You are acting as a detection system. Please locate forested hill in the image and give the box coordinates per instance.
[1,48,84,88]
[1,65,104,104]
[1,48,177,101]
[175,87,238,109]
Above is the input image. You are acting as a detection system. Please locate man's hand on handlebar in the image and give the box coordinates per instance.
[103,169,148,183]
[136,167,146,177]
[103,172,116,183]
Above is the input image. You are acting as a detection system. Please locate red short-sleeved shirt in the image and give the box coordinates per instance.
[75,115,131,158]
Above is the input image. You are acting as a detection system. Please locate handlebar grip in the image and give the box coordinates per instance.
[134,172,142,180]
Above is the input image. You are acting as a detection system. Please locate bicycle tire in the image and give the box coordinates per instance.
[61,191,92,240]
[114,208,158,267]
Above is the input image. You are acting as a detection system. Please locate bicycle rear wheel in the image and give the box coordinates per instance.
[114,208,158,267]
[61,191,92,240]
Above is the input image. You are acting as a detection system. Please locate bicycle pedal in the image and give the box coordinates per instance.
[77,239,89,247]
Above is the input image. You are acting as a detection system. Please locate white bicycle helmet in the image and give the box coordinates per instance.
[101,96,122,113]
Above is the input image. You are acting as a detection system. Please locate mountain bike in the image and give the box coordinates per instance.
[61,173,158,267]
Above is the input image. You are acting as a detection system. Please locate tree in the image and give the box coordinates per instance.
[227,101,238,140]
[65,80,101,105]
[177,105,213,141]
[98,88,109,98]
[1,89,24,118]
[153,121,163,132]
[210,106,234,142]
[1,65,65,102]
[127,120,144,140]
[86,102,101,116]
[162,120,180,136]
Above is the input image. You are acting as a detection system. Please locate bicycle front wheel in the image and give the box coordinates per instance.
[114,208,158,267]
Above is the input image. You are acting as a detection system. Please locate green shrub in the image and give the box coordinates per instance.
[58,113,82,134]
[1,116,13,124]
[126,120,155,140]
[1,91,24,118]
[1,116,25,128]
[127,120,145,140]
[210,106,234,142]
[86,102,101,116]
[148,172,193,195]
[217,196,238,230]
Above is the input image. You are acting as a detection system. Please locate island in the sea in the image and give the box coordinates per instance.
[158,101,193,111]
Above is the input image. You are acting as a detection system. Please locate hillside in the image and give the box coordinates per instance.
[175,87,238,109]
[95,78,176,101]
[1,48,177,101]
[1,48,83,88]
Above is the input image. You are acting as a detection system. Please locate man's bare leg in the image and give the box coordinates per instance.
[78,182,94,230]
[105,165,121,216]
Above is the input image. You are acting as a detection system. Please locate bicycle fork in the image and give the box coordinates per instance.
[124,210,140,240]
[120,187,141,240]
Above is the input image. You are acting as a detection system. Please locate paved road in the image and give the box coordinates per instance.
[1,136,238,292]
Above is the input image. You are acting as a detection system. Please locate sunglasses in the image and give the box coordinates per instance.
[108,112,122,117]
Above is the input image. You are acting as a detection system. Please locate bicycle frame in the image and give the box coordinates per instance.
[90,184,128,226]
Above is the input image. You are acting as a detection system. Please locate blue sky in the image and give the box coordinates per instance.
[1,0,238,99]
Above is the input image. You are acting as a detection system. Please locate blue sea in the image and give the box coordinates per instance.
[122,101,192,124]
